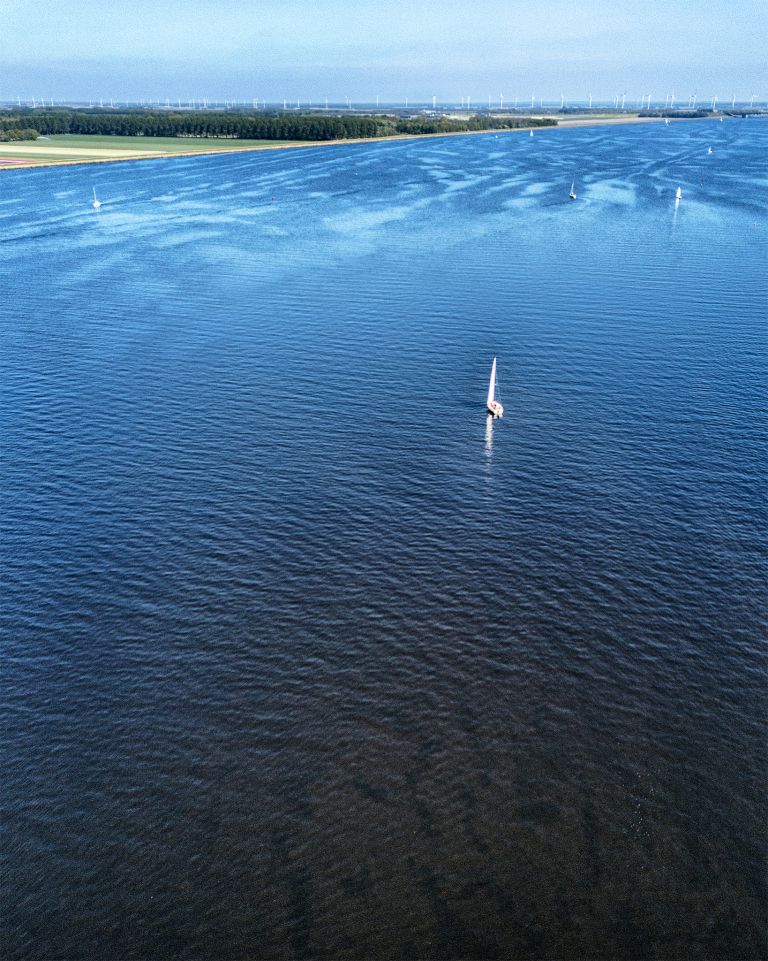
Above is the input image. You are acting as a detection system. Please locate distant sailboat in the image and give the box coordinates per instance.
[486,357,504,419]
[569,181,577,200]
[664,118,670,126]
[529,129,534,137]
[707,146,713,155]
[91,187,102,209]
[675,186,683,202]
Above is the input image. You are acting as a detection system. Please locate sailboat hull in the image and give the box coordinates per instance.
[487,401,504,418]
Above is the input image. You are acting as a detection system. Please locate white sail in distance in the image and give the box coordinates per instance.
[487,357,497,409]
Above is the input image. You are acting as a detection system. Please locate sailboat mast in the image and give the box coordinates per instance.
[487,357,497,408]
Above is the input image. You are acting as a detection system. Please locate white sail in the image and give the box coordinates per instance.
[676,186,683,200]
[487,357,497,408]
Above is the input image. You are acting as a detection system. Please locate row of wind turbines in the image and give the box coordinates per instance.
[8,93,763,111]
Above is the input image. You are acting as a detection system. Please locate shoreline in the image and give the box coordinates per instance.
[0,115,716,172]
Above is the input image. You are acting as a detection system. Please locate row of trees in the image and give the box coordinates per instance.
[0,109,557,142]
[638,109,714,119]
[0,110,386,140]
[639,109,762,119]
[1,110,391,140]
[0,127,38,142]
[393,116,557,135]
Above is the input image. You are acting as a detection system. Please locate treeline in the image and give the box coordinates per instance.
[0,127,38,142]
[1,110,390,140]
[393,116,557,135]
[639,110,712,119]
[0,110,392,140]
[0,109,557,142]
[640,109,762,119]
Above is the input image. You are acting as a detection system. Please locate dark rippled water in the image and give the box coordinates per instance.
[2,120,767,961]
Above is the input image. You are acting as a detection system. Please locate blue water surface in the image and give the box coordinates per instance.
[2,119,767,961]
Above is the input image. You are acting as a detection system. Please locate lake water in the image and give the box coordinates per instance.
[2,120,766,961]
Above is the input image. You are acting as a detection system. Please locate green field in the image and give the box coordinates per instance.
[0,133,305,165]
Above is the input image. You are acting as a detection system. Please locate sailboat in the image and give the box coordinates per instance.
[91,187,102,209]
[529,129,534,137]
[675,187,683,202]
[664,118,670,127]
[569,181,577,200]
[707,146,713,155]
[486,357,504,419]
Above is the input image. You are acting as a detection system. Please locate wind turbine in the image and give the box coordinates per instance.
[588,92,593,109]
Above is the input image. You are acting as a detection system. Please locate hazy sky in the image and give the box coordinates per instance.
[1,0,765,103]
